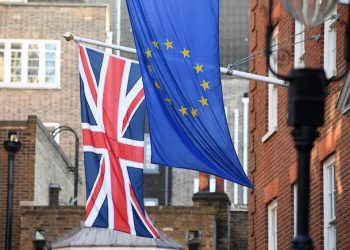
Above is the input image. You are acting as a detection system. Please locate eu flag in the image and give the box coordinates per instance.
[126,0,252,187]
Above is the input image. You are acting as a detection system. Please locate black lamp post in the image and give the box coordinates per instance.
[266,1,350,249]
[51,126,79,206]
[3,131,22,250]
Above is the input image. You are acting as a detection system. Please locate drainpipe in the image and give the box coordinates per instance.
[233,109,239,205]
[242,93,249,205]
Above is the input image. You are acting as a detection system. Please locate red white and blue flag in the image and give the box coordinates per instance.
[79,45,159,238]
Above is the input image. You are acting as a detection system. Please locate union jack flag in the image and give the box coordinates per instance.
[79,45,159,238]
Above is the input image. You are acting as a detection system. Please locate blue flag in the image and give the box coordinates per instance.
[126,0,252,187]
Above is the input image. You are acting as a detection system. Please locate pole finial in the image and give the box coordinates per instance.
[62,32,74,42]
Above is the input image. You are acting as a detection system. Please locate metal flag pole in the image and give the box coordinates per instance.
[63,32,287,87]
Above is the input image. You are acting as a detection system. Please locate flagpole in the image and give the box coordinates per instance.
[63,32,287,87]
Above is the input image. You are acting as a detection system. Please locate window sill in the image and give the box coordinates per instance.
[144,170,160,175]
[262,127,277,143]
[0,83,61,89]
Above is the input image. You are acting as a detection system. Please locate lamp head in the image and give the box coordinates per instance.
[282,0,338,27]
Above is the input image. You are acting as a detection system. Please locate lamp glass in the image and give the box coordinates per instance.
[282,0,338,27]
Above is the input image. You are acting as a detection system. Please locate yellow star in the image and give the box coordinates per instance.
[191,108,199,117]
[165,97,172,105]
[152,41,159,49]
[181,48,190,58]
[145,48,152,58]
[147,64,152,73]
[155,80,161,89]
[194,64,204,73]
[198,97,208,107]
[201,80,210,90]
[164,39,173,49]
[179,106,187,116]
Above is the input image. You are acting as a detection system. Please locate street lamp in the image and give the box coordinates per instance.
[265,1,350,249]
[3,131,22,250]
[51,126,79,206]
[282,0,338,27]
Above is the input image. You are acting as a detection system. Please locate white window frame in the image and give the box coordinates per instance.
[323,155,336,250]
[293,184,298,237]
[262,29,278,142]
[0,39,61,89]
[193,178,199,193]
[268,200,278,250]
[324,8,337,78]
[144,198,159,206]
[144,133,159,174]
[193,177,226,193]
[294,21,305,68]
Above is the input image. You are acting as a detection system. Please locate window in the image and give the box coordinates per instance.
[324,9,337,78]
[336,71,350,116]
[144,133,159,174]
[263,29,278,142]
[0,39,60,88]
[293,184,298,237]
[323,155,336,250]
[294,21,305,68]
[268,200,278,250]
[144,198,159,206]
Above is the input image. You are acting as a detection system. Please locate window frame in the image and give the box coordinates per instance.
[262,28,278,142]
[324,8,337,78]
[0,39,61,89]
[293,184,298,237]
[268,200,278,250]
[323,154,336,250]
[294,21,305,68]
[144,198,159,206]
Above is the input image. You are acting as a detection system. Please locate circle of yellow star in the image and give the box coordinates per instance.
[152,41,159,49]
[194,64,204,73]
[165,97,172,105]
[201,80,210,90]
[179,106,188,115]
[145,48,152,58]
[181,48,190,58]
[147,64,152,73]
[198,97,208,107]
[155,80,161,89]
[164,39,173,49]
[191,108,199,117]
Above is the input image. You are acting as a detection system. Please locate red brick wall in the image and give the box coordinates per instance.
[0,116,37,250]
[19,206,217,250]
[148,206,217,250]
[249,1,350,249]
[20,206,85,250]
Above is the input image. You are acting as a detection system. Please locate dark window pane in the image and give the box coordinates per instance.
[29,44,39,50]
[11,43,21,50]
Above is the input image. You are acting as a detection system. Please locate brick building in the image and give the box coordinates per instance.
[248,1,350,249]
[0,1,109,204]
[0,116,74,250]
[19,193,247,250]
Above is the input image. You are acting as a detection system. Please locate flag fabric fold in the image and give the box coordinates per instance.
[126,0,252,187]
[79,45,159,238]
